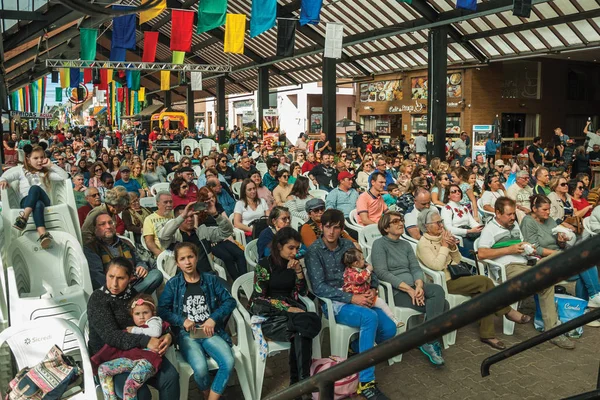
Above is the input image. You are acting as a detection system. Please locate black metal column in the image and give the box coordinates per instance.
[186,84,194,132]
[216,76,226,144]
[257,66,269,139]
[427,26,448,160]
[164,90,172,111]
[322,57,337,154]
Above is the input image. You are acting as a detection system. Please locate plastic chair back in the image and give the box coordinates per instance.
[232,181,242,199]
[309,189,327,201]
[244,239,259,270]
[199,139,216,157]
[171,150,182,162]
[140,196,157,208]
[291,216,304,231]
[358,224,382,259]
[181,139,199,153]
[167,172,175,182]
[150,182,171,196]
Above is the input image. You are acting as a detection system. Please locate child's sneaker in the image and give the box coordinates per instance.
[13,213,27,231]
[392,317,405,328]
[38,232,53,249]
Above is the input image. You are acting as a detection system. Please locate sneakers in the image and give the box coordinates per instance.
[38,232,53,249]
[419,342,445,366]
[587,294,600,308]
[584,309,600,327]
[549,334,575,350]
[13,213,27,231]
[357,381,389,400]
[392,317,405,328]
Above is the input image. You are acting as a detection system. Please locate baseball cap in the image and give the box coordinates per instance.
[494,159,505,167]
[305,198,326,213]
[338,171,354,181]
[179,166,194,173]
[120,165,131,172]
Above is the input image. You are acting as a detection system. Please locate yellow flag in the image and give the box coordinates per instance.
[130,90,134,115]
[224,14,246,54]
[161,71,170,91]
[59,68,70,89]
[139,0,166,24]
[172,51,185,64]
[107,69,113,84]
[138,87,145,100]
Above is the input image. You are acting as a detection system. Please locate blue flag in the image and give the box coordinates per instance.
[110,46,127,61]
[112,5,136,50]
[457,0,477,11]
[299,0,323,26]
[70,68,80,88]
[250,0,277,38]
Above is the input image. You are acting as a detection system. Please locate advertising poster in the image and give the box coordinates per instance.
[359,80,403,102]
[262,109,279,148]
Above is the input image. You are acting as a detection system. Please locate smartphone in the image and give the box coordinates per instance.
[193,202,207,212]
[191,325,209,339]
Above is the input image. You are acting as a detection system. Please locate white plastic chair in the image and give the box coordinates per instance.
[229,213,248,247]
[244,239,259,270]
[1,178,82,253]
[6,231,92,327]
[583,216,596,238]
[199,138,216,156]
[171,150,181,162]
[477,198,495,223]
[140,196,157,208]
[232,181,242,199]
[167,172,175,182]
[291,216,304,232]
[192,165,202,178]
[309,189,327,201]
[346,209,364,236]
[156,249,227,281]
[232,272,320,400]
[181,138,199,154]
[150,182,171,196]
[358,224,381,260]
[255,163,268,178]
[0,318,95,400]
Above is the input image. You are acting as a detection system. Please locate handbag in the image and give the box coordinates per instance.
[459,225,481,241]
[447,261,474,280]
[310,356,358,400]
[563,216,583,235]
[6,345,82,400]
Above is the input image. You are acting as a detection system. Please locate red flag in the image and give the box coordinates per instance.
[143,31,159,62]
[117,87,124,102]
[170,10,194,52]
[83,68,92,83]
[98,69,108,91]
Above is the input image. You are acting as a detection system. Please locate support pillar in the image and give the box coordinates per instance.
[164,90,172,111]
[427,26,448,160]
[257,66,269,139]
[322,57,337,154]
[216,76,226,144]
[186,84,194,132]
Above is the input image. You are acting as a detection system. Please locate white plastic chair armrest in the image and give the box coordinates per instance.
[378,281,397,309]
[212,263,227,280]
[298,294,316,313]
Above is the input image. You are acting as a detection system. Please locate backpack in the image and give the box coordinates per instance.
[310,356,358,400]
[250,216,269,241]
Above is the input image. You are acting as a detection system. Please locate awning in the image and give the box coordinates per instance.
[138,103,164,117]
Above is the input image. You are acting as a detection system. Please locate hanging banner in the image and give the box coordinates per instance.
[80,28,98,60]
[250,0,276,38]
[140,0,166,24]
[324,22,344,59]
[276,19,296,57]
[112,6,137,49]
[70,68,81,88]
[172,51,185,64]
[191,71,202,91]
[299,0,323,25]
[96,90,106,104]
[457,0,477,11]
[117,87,124,102]
[59,68,70,89]
[51,71,59,83]
[130,70,141,90]
[161,70,170,91]
[83,68,93,83]
[138,87,146,101]
[224,14,246,54]
[142,31,159,62]
[197,0,227,34]
[55,87,63,102]
[170,9,194,52]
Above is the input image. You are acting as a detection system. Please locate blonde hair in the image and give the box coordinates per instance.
[549,176,567,192]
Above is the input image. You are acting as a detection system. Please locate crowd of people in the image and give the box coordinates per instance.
[2,124,600,400]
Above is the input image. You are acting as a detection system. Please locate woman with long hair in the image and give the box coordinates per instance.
[288,162,302,185]
[250,170,275,210]
[356,160,374,189]
[109,156,121,179]
[131,162,150,197]
[183,145,192,157]
[248,228,321,388]
[440,184,483,258]
[143,157,166,188]
[0,145,68,248]
[233,178,270,236]
[284,175,313,221]
[431,171,451,207]
[396,160,414,195]
[568,179,593,218]
[88,162,107,188]
[155,156,168,182]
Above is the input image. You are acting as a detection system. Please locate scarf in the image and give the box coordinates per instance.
[101,284,134,300]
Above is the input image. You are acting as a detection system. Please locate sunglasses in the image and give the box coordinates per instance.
[181,185,189,189]
[450,190,461,194]
[559,182,568,187]
[89,193,100,197]
[311,207,325,213]
[577,186,584,190]
[282,175,289,178]
[95,168,102,172]
[389,218,404,225]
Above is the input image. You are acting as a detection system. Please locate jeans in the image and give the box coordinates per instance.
[178,333,235,394]
[132,269,163,295]
[211,240,247,280]
[20,186,50,228]
[571,266,600,300]
[335,304,396,383]
[112,357,179,400]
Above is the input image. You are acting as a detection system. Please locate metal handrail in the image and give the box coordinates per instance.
[266,236,600,400]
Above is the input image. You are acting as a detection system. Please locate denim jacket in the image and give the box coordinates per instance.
[158,272,236,345]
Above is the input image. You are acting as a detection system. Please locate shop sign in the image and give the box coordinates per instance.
[388,100,425,113]
[242,111,255,123]
[9,111,52,119]
[233,100,254,109]
[263,109,278,117]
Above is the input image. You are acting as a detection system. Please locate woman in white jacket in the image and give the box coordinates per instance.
[440,184,483,259]
[0,144,68,248]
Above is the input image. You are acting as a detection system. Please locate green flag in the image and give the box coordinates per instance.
[130,70,141,90]
[80,28,98,60]
[55,87,62,102]
[172,51,185,64]
[196,0,227,34]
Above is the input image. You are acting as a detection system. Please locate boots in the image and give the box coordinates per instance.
[290,335,313,400]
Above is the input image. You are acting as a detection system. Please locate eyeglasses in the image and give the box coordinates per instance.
[427,220,444,226]
[106,181,114,185]
[89,193,100,197]
[147,162,154,166]
[220,160,227,163]
[559,182,568,187]
[450,190,461,194]
[181,185,189,189]
[279,216,291,222]
[389,219,404,225]
[577,186,584,190]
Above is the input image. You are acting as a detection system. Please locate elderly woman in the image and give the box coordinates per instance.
[520,194,600,307]
[249,227,321,387]
[88,257,179,399]
[372,211,447,366]
[568,179,593,218]
[416,208,530,350]
[257,206,291,258]
[122,192,152,245]
[72,173,88,208]
[158,243,236,400]
[440,184,483,259]
[547,176,575,225]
